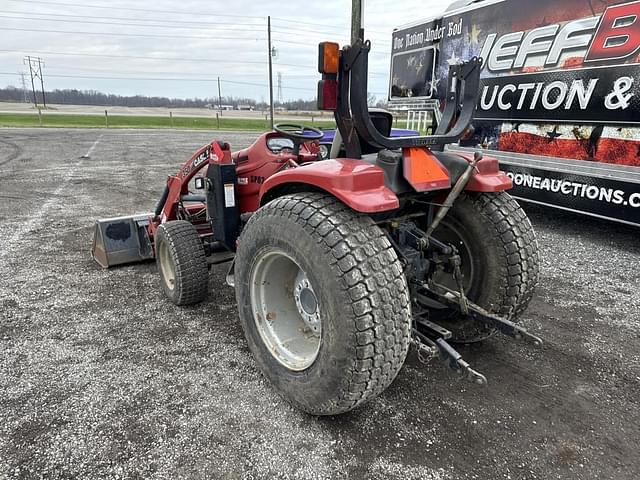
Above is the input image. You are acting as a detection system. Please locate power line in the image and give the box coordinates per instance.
[2,26,353,49]
[0,7,391,38]
[0,71,312,92]
[270,26,388,39]
[0,13,264,33]
[45,65,335,79]
[0,71,390,96]
[0,10,265,28]
[0,16,391,54]
[45,65,271,78]
[0,49,390,75]
[271,17,389,35]
[2,27,267,42]
[4,0,388,35]
[4,0,265,20]
[43,64,389,80]
[0,49,268,65]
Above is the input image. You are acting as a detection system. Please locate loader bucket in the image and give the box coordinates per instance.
[91,214,155,268]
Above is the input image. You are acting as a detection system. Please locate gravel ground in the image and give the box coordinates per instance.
[0,128,638,480]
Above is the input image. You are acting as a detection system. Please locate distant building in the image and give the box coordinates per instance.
[207,103,234,111]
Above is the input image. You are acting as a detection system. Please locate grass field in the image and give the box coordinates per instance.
[0,112,336,131]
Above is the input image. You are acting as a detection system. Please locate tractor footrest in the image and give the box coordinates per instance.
[207,251,235,265]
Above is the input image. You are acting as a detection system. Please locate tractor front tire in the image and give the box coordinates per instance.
[155,220,209,306]
[235,193,412,416]
[429,191,540,343]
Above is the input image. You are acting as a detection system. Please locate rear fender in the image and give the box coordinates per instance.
[435,151,513,193]
[259,159,400,213]
[461,153,513,192]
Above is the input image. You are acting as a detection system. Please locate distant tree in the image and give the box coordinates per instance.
[0,87,271,110]
[375,98,389,109]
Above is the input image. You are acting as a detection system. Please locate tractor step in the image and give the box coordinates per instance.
[207,251,235,265]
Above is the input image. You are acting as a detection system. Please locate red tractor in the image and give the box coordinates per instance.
[92,27,540,416]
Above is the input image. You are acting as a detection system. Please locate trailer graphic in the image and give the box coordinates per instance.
[390,0,640,225]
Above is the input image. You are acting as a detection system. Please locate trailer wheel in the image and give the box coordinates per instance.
[235,192,411,415]
[155,220,209,306]
[428,191,539,343]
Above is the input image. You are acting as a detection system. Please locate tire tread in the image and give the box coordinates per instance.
[244,192,411,414]
[156,220,208,306]
[471,192,540,318]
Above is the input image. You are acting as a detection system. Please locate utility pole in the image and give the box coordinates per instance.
[19,72,29,103]
[351,0,364,44]
[277,72,283,104]
[24,56,38,108]
[23,56,46,108]
[39,58,46,108]
[217,76,222,114]
[267,15,274,130]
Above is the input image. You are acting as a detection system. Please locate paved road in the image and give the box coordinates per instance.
[0,103,332,122]
[0,128,638,479]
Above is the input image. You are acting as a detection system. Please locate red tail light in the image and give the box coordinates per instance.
[317,42,339,111]
[317,79,338,111]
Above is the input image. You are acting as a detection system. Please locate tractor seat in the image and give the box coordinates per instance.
[359,108,394,155]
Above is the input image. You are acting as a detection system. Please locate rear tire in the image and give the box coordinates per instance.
[428,191,539,343]
[155,220,209,305]
[235,192,412,415]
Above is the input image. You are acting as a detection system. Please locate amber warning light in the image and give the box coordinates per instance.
[317,42,339,111]
[318,42,339,74]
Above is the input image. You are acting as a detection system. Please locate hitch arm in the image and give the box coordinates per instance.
[436,338,488,386]
[420,284,544,346]
[412,324,488,386]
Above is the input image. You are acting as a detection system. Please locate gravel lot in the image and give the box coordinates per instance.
[1,128,638,480]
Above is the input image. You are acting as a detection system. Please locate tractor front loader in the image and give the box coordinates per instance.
[92,3,541,415]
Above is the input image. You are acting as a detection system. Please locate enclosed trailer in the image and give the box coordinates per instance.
[390,0,640,226]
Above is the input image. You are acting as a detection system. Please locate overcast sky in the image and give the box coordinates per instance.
[0,0,446,103]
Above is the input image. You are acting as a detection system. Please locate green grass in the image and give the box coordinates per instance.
[0,112,336,131]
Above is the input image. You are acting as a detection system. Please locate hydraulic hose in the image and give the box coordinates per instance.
[425,151,483,238]
[154,185,170,217]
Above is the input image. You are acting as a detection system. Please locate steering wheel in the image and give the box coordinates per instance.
[273,123,324,157]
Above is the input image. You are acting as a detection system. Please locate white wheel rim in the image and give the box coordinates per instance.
[250,248,321,371]
[158,241,176,291]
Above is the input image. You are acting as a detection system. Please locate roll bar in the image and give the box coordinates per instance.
[335,39,483,157]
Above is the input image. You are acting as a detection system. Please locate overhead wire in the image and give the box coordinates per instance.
[4,0,390,34]
[0,49,390,76]
[0,13,265,32]
[0,0,393,98]
[0,71,390,96]
[0,10,265,27]
[4,0,266,20]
